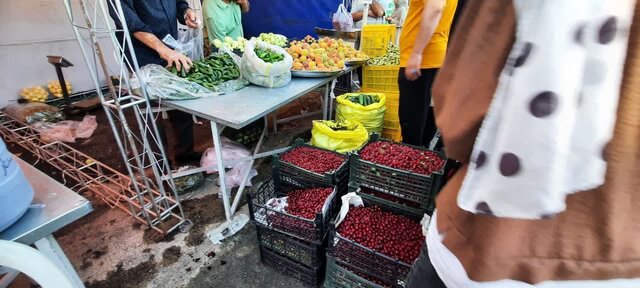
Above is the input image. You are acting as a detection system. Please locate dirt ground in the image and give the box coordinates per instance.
[5,91,325,288]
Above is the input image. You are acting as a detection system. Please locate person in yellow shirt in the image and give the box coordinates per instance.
[398,0,457,146]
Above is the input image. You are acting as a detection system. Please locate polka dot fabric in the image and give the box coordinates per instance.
[456,0,636,219]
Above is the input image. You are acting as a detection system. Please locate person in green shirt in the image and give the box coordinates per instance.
[203,0,250,43]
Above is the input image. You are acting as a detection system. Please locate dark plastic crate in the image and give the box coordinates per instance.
[255,224,327,268]
[248,175,340,244]
[354,186,427,222]
[222,118,264,147]
[327,193,425,288]
[274,140,350,188]
[325,256,387,288]
[349,134,447,214]
[260,245,324,287]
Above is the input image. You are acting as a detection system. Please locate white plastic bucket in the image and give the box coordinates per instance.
[0,139,34,232]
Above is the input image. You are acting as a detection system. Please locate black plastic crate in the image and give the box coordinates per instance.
[353,185,428,222]
[327,192,425,288]
[325,256,387,288]
[248,175,340,244]
[274,140,350,188]
[222,118,264,147]
[255,224,327,268]
[349,134,446,214]
[260,245,324,287]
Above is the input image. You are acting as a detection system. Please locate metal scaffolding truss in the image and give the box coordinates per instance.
[0,113,186,234]
[56,0,188,234]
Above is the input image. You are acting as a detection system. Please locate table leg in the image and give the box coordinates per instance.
[229,116,268,215]
[0,268,19,288]
[210,122,232,221]
[272,113,278,134]
[34,235,84,288]
[322,83,330,120]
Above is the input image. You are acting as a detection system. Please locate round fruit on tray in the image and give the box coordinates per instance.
[291,69,343,78]
[345,58,369,66]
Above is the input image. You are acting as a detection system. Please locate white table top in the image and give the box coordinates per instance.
[164,67,357,129]
[0,157,93,244]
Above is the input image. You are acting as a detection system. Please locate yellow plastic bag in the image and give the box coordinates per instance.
[335,92,387,133]
[311,120,368,153]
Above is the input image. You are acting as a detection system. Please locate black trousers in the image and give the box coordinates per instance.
[156,109,195,162]
[406,241,447,288]
[398,68,438,147]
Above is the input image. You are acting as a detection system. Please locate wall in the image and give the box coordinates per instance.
[0,1,117,107]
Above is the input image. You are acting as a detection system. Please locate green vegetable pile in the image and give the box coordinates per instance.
[367,42,400,66]
[346,93,380,106]
[319,120,356,131]
[258,33,288,47]
[255,48,285,63]
[170,53,240,89]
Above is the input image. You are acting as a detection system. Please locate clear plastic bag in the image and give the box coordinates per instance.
[209,47,250,94]
[241,38,293,88]
[131,64,217,100]
[200,137,258,189]
[332,0,354,32]
[163,27,204,62]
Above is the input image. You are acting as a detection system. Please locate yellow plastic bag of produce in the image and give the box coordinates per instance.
[335,93,387,133]
[311,120,368,153]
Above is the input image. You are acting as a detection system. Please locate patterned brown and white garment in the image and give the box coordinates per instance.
[457,0,636,219]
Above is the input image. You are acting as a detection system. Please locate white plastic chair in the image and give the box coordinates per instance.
[0,240,75,288]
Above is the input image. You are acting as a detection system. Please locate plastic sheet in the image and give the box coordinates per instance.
[200,137,258,189]
[132,64,217,100]
[241,39,293,88]
[243,0,340,39]
[32,115,97,143]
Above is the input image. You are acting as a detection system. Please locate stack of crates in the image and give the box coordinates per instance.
[360,24,402,141]
[247,140,350,287]
[325,135,448,287]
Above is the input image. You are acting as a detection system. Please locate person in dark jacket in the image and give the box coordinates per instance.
[110,0,202,165]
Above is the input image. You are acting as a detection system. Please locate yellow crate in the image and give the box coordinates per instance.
[382,128,402,142]
[384,100,400,129]
[361,89,400,130]
[362,65,400,93]
[360,25,397,57]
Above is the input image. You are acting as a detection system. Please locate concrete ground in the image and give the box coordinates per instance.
[8,107,319,288]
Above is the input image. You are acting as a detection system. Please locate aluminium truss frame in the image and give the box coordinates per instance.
[58,0,188,234]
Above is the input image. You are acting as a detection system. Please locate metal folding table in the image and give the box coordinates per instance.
[162,67,358,240]
[0,157,93,288]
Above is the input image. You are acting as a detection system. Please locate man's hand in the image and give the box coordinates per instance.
[184,8,199,29]
[160,47,193,72]
[404,53,423,81]
[235,0,250,13]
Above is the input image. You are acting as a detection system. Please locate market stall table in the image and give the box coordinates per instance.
[0,157,93,288]
[162,66,358,241]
